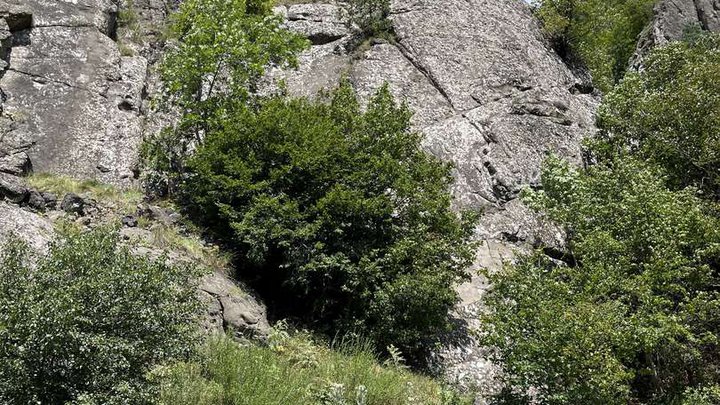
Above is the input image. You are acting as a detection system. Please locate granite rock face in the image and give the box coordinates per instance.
[0,0,168,187]
[631,0,720,68]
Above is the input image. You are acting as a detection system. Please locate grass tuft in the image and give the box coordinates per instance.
[27,173,143,214]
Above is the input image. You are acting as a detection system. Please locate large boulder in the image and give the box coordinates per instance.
[0,201,53,252]
[199,272,272,340]
[0,171,27,203]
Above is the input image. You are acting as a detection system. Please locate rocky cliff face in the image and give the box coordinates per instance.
[0,0,270,347]
[0,0,167,186]
[275,1,598,243]
[5,0,712,400]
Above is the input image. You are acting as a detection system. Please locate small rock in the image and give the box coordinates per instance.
[122,215,138,227]
[60,193,86,215]
[76,216,92,227]
[25,190,46,211]
[0,173,28,204]
[41,192,58,210]
[138,203,179,226]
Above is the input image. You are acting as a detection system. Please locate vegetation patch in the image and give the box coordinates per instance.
[347,0,394,42]
[532,0,658,92]
[27,173,143,214]
[155,330,472,405]
[594,33,720,198]
[482,34,720,404]
[0,227,204,404]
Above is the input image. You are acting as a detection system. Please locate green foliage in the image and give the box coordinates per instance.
[154,331,472,405]
[182,82,478,359]
[682,385,720,405]
[483,156,720,404]
[0,228,204,404]
[347,0,393,40]
[594,33,720,198]
[533,0,657,92]
[144,0,308,184]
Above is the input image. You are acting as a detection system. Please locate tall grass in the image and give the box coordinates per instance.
[155,332,471,405]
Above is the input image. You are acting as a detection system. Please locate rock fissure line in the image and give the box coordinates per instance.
[692,0,711,30]
[392,40,456,110]
[33,24,98,30]
[7,67,108,99]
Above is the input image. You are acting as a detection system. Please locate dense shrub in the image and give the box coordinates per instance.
[0,228,204,404]
[182,82,478,359]
[155,330,472,405]
[533,0,657,92]
[142,0,307,188]
[482,156,720,404]
[595,33,720,198]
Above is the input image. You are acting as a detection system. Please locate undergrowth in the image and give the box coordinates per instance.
[155,330,472,405]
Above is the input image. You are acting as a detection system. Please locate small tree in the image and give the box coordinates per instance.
[533,0,657,92]
[182,82,478,359]
[143,0,308,189]
[0,228,204,404]
[347,0,393,40]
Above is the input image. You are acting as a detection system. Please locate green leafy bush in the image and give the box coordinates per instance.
[482,156,720,404]
[155,331,472,405]
[533,0,657,92]
[143,0,308,187]
[182,82,477,359]
[347,0,393,40]
[0,228,204,404]
[595,33,720,198]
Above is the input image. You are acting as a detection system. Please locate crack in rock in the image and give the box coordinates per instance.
[393,40,456,110]
[7,67,108,98]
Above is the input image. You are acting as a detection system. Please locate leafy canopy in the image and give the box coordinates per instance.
[595,33,720,198]
[182,82,478,359]
[143,0,308,184]
[0,228,204,404]
[483,156,720,404]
